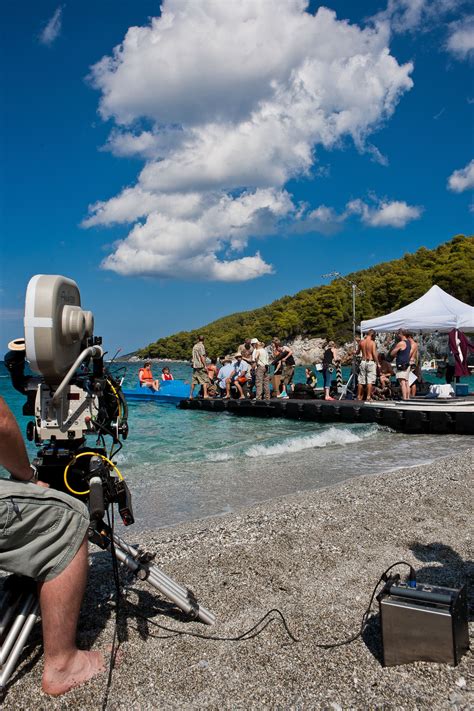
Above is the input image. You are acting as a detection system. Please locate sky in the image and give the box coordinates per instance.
[1,0,473,355]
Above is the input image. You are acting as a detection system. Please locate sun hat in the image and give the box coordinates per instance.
[250,338,258,344]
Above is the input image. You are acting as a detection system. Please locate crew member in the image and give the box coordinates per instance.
[138,361,160,391]
[0,396,105,696]
[390,329,411,400]
[357,330,379,401]
[252,340,270,400]
[190,335,210,400]
[321,341,338,401]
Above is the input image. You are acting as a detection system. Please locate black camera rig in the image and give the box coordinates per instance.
[1,274,215,690]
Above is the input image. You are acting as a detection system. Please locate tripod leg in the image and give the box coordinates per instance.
[0,593,39,689]
[112,535,216,625]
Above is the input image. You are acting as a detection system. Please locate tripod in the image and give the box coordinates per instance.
[0,524,215,691]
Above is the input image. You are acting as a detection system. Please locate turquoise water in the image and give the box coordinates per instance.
[1,362,472,531]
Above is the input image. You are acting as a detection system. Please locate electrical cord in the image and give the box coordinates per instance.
[99,521,415,709]
[101,507,122,711]
[314,561,416,649]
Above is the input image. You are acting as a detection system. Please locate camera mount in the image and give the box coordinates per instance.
[1,274,215,691]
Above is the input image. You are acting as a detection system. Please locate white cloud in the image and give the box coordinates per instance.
[446,16,474,60]
[39,6,64,46]
[84,1,414,281]
[447,159,474,192]
[346,197,423,227]
[373,0,465,33]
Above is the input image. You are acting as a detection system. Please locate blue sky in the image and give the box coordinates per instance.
[1,0,473,355]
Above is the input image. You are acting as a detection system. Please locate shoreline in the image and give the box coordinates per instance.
[5,449,473,709]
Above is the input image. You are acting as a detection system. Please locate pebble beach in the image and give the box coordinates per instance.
[3,448,473,710]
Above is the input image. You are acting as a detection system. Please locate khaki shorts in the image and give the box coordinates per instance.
[0,481,89,582]
[358,360,377,385]
[396,368,410,381]
[191,368,210,387]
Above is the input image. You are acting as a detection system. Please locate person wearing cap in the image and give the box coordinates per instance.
[231,352,250,399]
[252,340,270,400]
[217,356,234,397]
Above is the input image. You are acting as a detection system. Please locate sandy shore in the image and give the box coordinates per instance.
[4,449,473,710]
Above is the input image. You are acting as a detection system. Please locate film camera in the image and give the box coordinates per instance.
[1,275,214,689]
[5,274,132,527]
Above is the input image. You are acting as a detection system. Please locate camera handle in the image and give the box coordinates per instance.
[52,345,104,406]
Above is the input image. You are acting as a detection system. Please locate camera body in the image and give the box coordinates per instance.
[5,274,133,529]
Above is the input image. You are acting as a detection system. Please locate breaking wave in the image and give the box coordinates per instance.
[245,425,377,458]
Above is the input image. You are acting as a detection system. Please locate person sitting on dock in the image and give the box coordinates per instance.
[231,353,250,399]
[161,367,174,381]
[390,330,411,400]
[217,356,234,397]
[377,353,394,394]
[139,361,160,391]
[305,367,317,388]
[357,330,379,401]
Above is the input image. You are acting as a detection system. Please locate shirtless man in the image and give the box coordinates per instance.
[357,330,379,401]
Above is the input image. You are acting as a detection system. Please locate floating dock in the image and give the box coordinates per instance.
[178,397,474,435]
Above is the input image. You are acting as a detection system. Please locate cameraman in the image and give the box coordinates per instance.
[0,395,105,696]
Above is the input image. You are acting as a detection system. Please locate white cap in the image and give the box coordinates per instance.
[250,338,258,344]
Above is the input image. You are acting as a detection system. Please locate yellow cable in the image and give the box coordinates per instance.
[106,378,122,419]
[63,451,123,496]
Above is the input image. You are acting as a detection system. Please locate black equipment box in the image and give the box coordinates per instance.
[379,582,469,667]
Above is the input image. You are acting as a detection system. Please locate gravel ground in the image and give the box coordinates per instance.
[3,449,473,710]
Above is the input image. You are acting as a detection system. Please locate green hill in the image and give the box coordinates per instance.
[138,234,473,360]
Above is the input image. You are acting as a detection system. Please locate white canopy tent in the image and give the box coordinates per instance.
[360,285,474,333]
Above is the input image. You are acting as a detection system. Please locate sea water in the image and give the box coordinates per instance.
[1,362,472,532]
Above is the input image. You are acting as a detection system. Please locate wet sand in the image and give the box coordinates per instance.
[4,448,473,709]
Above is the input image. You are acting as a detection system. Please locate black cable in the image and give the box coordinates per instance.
[314,560,415,649]
[124,605,299,643]
[101,508,122,711]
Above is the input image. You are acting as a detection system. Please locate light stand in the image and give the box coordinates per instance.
[321,271,364,397]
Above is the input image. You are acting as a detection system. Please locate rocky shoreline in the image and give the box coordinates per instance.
[4,448,473,709]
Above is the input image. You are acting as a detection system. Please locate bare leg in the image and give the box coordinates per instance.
[366,383,373,400]
[39,538,105,696]
[357,383,364,400]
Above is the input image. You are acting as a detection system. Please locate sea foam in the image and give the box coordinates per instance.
[245,425,375,458]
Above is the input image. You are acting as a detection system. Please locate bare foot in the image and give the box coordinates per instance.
[42,649,106,696]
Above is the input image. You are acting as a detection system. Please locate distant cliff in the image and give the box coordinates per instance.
[137,234,473,361]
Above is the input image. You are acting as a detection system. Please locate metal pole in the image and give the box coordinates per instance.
[112,537,216,625]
